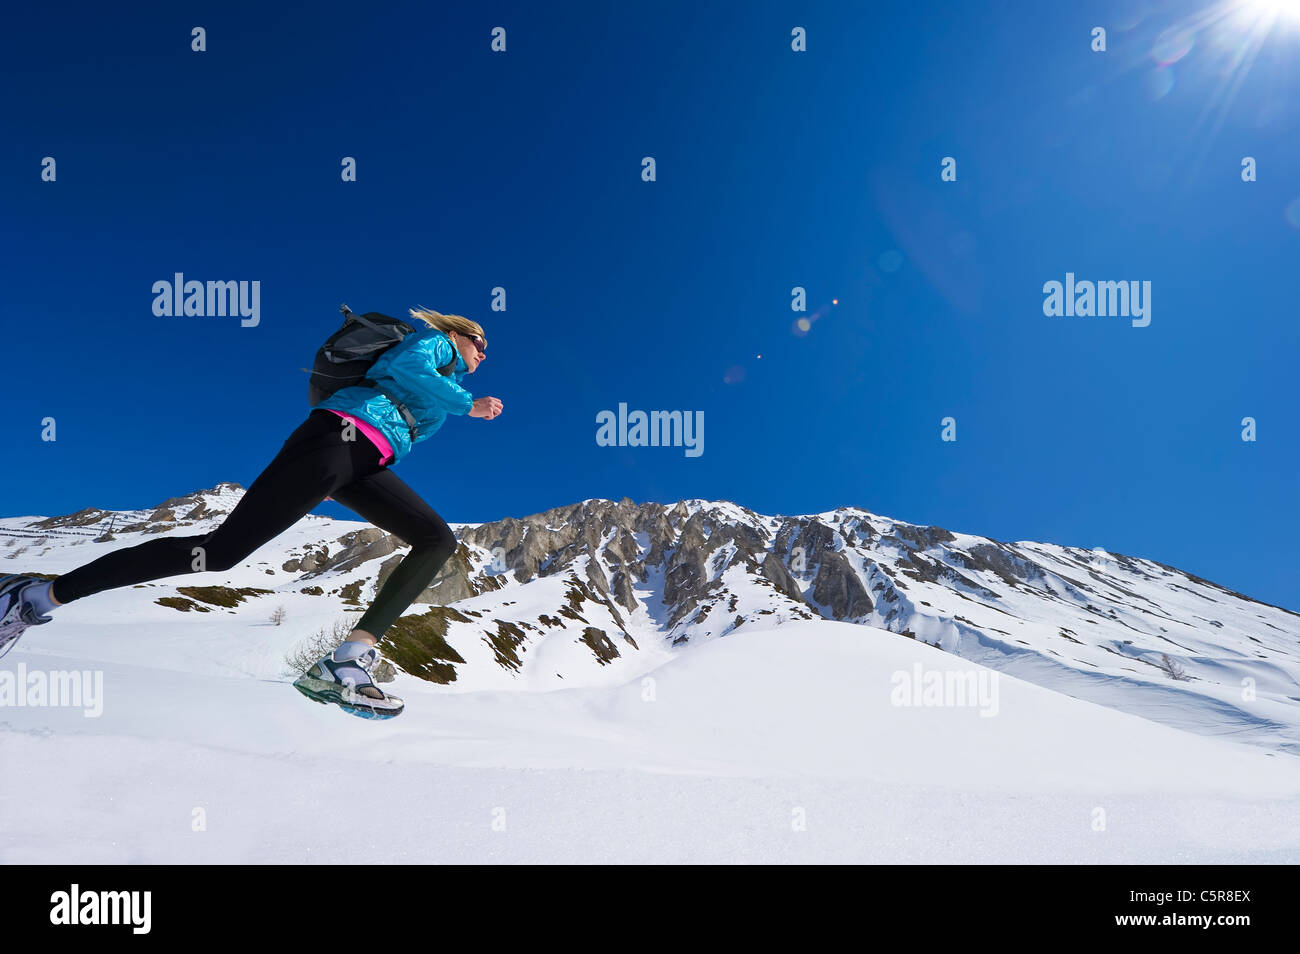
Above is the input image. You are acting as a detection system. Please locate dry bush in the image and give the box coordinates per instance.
[283,615,396,684]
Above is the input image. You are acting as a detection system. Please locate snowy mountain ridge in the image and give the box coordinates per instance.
[3,482,1298,756]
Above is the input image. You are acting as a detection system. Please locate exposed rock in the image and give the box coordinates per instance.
[893,523,957,549]
[30,507,110,530]
[643,512,677,567]
[761,551,804,603]
[311,528,401,575]
[375,542,483,606]
[34,485,1291,711]
[810,551,873,619]
[609,564,639,612]
[296,547,332,573]
[153,482,243,511]
[607,527,640,565]
[580,626,620,665]
[957,543,1046,589]
[175,585,273,608]
[586,557,611,598]
[485,619,528,672]
[155,596,211,612]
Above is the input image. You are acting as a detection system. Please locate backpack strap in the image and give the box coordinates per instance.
[341,304,407,339]
[341,305,459,441]
[359,377,421,442]
[435,334,460,376]
[339,308,418,439]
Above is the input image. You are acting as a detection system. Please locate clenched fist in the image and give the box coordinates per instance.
[469,396,504,420]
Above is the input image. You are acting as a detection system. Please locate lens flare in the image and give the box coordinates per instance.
[1254,0,1300,23]
[1284,197,1300,228]
[1146,67,1176,99]
[1139,0,1300,157]
[1151,26,1195,64]
[877,249,904,273]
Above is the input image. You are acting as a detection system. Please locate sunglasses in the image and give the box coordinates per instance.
[463,333,486,355]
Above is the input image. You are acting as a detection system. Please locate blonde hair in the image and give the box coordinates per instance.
[409,307,487,350]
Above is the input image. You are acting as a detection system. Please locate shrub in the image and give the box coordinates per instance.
[1156,652,1190,681]
[283,615,394,684]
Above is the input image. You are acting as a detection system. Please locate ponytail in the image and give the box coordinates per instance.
[409,307,487,350]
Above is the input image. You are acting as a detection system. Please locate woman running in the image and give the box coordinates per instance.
[0,307,503,719]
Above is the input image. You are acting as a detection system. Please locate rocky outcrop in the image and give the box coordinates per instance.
[30,507,110,530]
[761,551,804,603]
[29,485,1297,710]
[318,528,400,575]
[580,626,621,665]
[810,551,874,620]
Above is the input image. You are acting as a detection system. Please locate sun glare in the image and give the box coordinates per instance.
[1254,0,1300,21]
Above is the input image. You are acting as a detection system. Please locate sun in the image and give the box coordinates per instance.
[1247,0,1300,22]
[1157,0,1300,145]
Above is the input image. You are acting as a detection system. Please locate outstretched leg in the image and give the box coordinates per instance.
[52,410,384,604]
[328,467,457,642]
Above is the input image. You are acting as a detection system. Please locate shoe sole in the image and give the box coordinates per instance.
[0,574,39,659]
[292,673,404,719]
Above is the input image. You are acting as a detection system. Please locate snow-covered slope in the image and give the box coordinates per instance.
[4,622,1298,863]
[2,486,1300,868]
[3,485,1298,755]
[2,484,1299,861]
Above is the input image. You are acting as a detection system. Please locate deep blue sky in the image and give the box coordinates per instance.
[3,0,1297,610]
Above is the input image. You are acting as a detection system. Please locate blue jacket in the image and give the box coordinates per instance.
[314,327,474,465]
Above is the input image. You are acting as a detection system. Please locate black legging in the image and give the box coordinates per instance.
[52,408,457,639]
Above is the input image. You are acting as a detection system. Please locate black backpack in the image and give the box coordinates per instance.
[305,304,457,441]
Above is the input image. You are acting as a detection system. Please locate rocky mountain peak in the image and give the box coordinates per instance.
[10,486,1298,751]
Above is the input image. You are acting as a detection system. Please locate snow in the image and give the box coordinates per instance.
[4,493,1300,862]
[3,619,1298,863]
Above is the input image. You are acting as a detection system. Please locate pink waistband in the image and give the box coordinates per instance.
[324,409,394,465]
